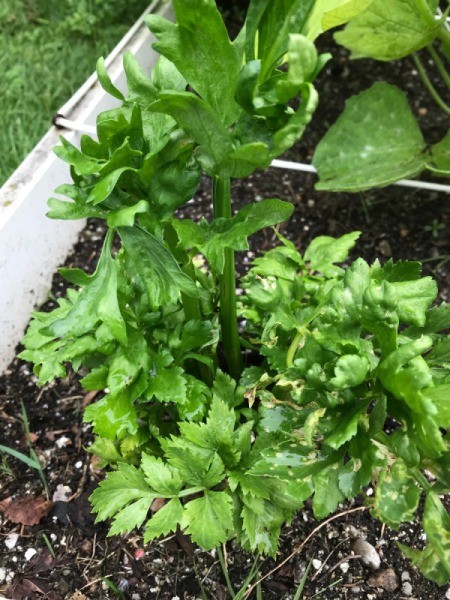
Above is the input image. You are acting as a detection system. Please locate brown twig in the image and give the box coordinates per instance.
[243,506,367,599]
[68,462,89,501]
[318,553,362,581]
[310,538,348,582]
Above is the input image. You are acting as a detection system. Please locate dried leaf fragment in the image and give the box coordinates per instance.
[2,496,54,526]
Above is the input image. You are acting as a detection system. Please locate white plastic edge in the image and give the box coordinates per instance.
[270,159,450,193]
[0,1,174,374]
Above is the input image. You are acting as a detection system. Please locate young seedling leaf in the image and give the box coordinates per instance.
[123,51,158,103]
[96,57,125,100]
[276,35,319,102]
[107,200,149,228]
[88,167,136,205]
[405,303,450,336]
[147,0,240,126]
[247,0,316,81]
[272,83,318,156]
[150,91,234,175]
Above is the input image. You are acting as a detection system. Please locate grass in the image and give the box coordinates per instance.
[0,0,151,186]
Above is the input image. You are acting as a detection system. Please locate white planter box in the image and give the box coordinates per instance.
[0,1,173,373]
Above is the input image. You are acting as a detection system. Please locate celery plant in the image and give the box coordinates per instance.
[19,0,450,586]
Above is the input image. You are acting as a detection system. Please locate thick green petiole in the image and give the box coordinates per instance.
[213,176,243,380]
[286,329,305,368]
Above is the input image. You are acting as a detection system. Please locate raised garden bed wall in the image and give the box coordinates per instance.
[0,0,174,374]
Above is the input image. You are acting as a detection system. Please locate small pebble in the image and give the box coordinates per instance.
[340,562,350,573]
[55,435,71,448]
[327,527,339,539]
[402,571,411,581]
[312,559,322,570]
[402,581,413,596]
[24,548,37,561]
[367,568,399,592]
[52,484,72,502]
[5,533,19,549]
[353,539,381,570]
[346,525,362,539]
[445,588,450,599]
[378,239,392,257]
[74,460,83,469]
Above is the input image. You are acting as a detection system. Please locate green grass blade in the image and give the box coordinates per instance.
[293,559,312,600]
[234,553,261,600]
[0,444,41,470]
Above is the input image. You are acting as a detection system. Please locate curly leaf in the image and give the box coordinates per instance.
[304,231,360,277]
[175,199,294,274]
[119,225,198,307]
[46,231,127,345]
[399,492,450,585]
[374,460,421,529]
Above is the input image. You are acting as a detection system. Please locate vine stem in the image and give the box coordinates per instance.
[213,176,243,379]
[427,44,450,93]
[412,52,450,115]
[438,18,450,49]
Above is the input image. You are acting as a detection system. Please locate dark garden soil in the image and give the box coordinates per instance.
[1,8,450,600]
